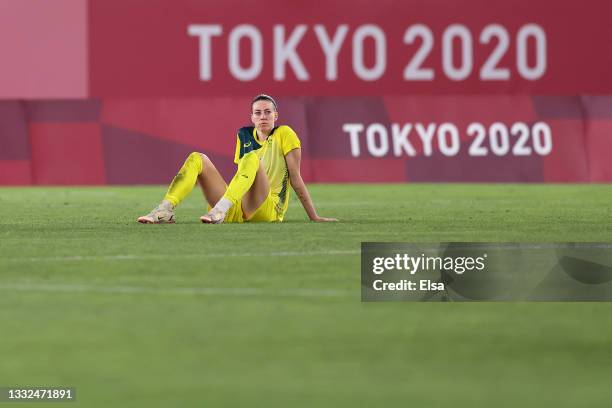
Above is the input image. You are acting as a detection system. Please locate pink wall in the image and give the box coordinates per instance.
[0,1,611,184]
[0,0,87,98]
[0,97,610,185]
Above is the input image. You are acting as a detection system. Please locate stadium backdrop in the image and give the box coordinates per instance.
[1,0,611,185]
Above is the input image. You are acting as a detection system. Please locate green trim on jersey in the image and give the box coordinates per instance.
[277,168,289,212]
[237,127,261,159]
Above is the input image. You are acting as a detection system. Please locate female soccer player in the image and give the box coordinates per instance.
[137,94,337,224]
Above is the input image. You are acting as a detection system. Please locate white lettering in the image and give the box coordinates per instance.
[314,25,349,81]
[342,123,364,157]
[274,25,310,80]
[187,24,223,80]
[415,123,436,156]
[228,25,262,81]
[366,123,389,157]
[391,123,415,156]
[352,25,386,81]
[410,257,421,273]
[437,123,460,156]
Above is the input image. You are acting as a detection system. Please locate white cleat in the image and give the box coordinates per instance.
[137,202,175,224]
[200,208,226,224]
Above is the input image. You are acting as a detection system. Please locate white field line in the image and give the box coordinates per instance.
[5,249,360,263]
[0,282,354,299]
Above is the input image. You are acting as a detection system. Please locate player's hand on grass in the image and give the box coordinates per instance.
[311,216,338,222]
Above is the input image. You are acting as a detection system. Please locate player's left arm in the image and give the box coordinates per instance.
[285,148,338,222]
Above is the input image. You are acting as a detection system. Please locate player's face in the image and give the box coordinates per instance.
[251,100,278,135]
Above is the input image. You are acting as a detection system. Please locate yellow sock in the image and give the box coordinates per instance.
[223,151,259,206]
[163,152,203,206]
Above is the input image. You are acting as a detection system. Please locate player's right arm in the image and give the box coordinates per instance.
[285,148,337,222]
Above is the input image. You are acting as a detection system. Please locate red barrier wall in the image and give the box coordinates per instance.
[0,97,610,184]
[88,0,612,96]
[0,0,87,99]
[1,0,611,184]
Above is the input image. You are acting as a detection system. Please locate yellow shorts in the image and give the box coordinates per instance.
[211,193,281,223]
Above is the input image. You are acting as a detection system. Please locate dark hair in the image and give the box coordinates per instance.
[251,94,278,111]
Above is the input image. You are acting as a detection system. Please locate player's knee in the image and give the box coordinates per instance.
[190,152,208,162]
[186,151,208,166]
[181,152,205,174]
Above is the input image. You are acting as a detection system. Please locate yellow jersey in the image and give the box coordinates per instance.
[233,125,301,220]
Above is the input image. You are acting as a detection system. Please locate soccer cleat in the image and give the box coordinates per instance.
[137,202,175,224]
[200,197,232,224]
[200,208,226,224]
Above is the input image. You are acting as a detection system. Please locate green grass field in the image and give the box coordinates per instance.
[1,184,611,407]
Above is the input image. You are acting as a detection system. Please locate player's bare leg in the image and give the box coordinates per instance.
[196,153,228,208]
[241,162,270,219]
[138,152,226,224]
[200,151,267,224]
